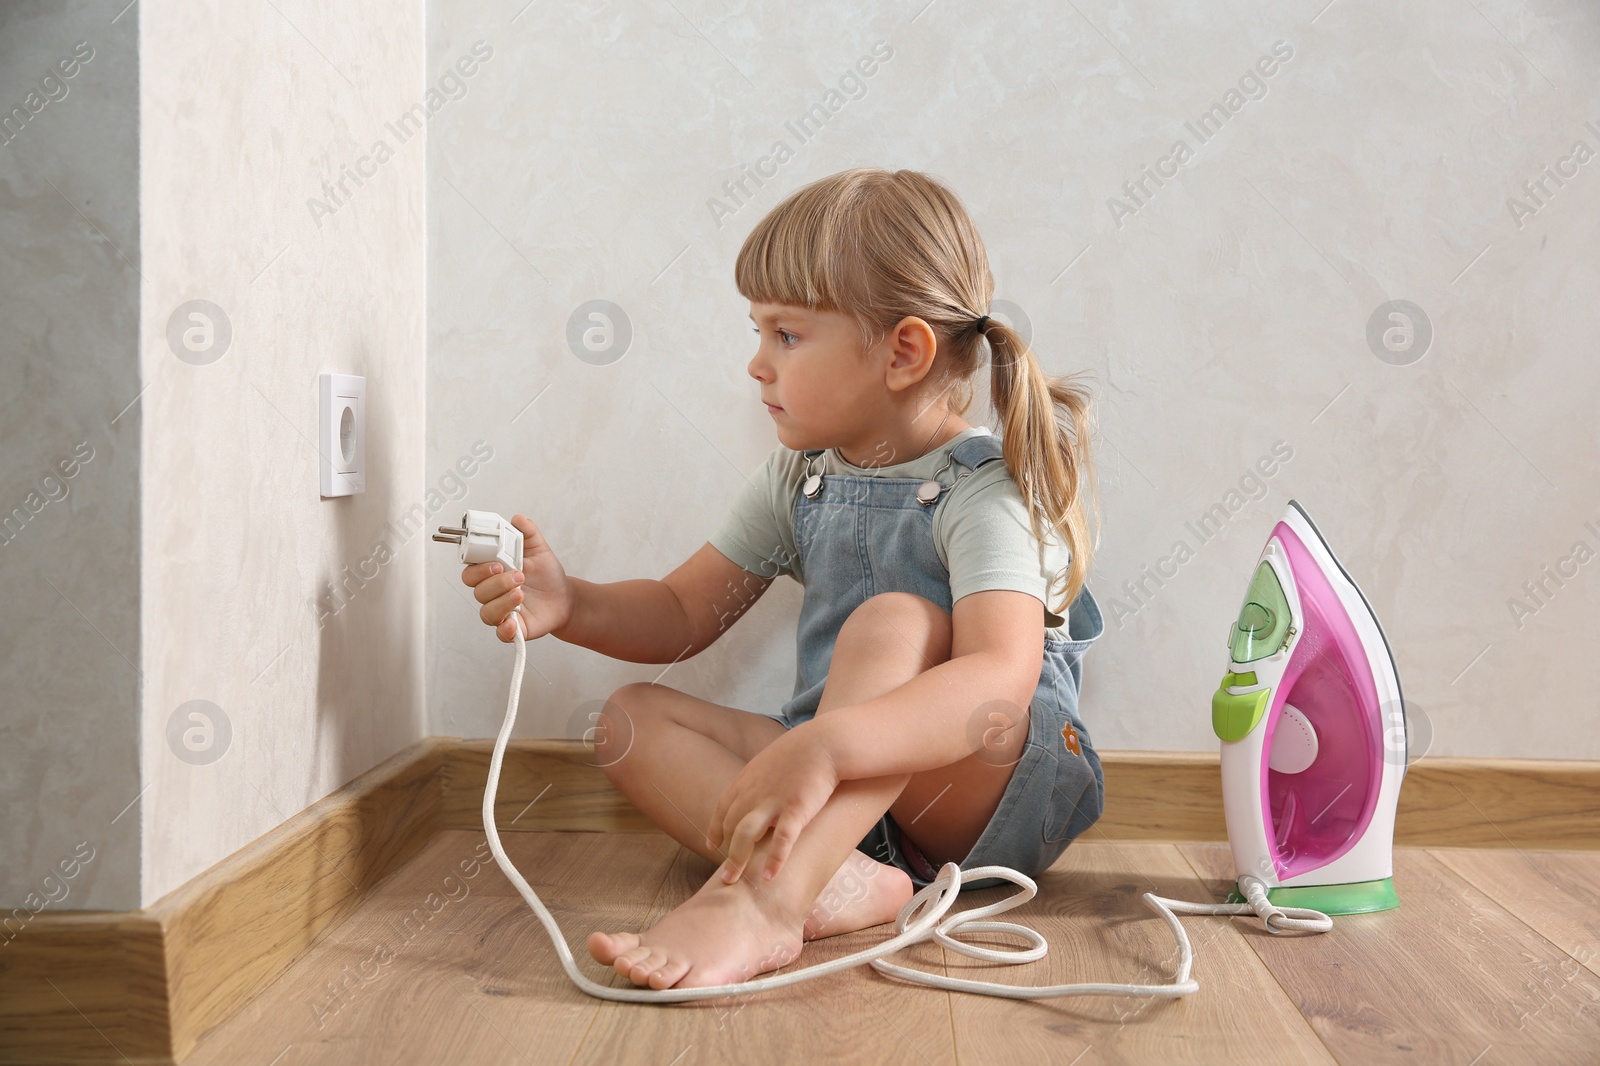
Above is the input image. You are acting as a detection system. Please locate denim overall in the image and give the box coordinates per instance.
[777,432,1106,890]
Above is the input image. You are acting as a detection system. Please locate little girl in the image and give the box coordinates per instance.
[462,167,1105,991]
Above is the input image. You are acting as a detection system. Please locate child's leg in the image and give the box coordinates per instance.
[593,682,789,866]
[593,684,914,940]
[588,593,951,989]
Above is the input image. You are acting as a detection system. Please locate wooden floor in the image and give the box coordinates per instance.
[183,829,1600,1065]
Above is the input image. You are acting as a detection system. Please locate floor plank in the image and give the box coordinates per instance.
[942,838,1336,1065]
[1430,847,1600,983]
[184,831,680,1065]
[181,831,1600,1065]
[1179,843,1600,1065]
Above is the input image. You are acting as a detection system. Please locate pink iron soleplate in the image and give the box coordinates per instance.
[1260,520,1383,880]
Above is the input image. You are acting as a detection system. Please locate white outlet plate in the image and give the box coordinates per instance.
[318,373,365,497]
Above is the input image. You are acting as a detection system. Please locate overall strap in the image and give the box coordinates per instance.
[802,434,1005,483]
[946,431,1007,479]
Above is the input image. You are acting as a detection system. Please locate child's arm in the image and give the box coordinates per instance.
[556,541,773,663]
[465,515,773,664]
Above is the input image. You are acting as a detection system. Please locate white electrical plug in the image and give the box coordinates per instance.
[433,510,523,573]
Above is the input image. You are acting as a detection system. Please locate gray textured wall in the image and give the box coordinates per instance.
[427,3,1600,761]
[137,0,427,906]
[1,0,428,912]
[0,0,141,912]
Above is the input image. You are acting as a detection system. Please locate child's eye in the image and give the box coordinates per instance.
[751,327,799,347]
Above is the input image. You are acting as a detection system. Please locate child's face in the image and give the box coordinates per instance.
[745,299,902,451]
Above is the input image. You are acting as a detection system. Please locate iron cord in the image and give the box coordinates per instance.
[479,612,1334,1005]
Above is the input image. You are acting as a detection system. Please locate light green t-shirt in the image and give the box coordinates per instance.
[709,427,1073,639]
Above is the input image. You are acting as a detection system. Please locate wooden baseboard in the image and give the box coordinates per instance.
[5,738,1596,1064]
[1094,751,1600,850]
[443,741,1600,851]
[1,738,446,1066]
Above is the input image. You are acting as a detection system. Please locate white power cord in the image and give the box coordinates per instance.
[481,607,1335,1004]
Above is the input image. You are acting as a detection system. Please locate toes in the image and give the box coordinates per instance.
[625,948,667,986]
[613,943,653,972]
[587,930,638,965]
[650,957,692,989]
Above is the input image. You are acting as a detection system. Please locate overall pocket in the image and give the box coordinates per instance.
[1040,720,1104,844]
[1035,628,1104,845]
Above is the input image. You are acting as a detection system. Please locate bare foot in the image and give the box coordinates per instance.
[802,850,916,941]
[587,867,806,989]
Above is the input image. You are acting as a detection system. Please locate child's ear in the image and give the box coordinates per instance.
[884,316,939,390]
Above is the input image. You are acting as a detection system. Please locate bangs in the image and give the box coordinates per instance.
[734,176,877,343]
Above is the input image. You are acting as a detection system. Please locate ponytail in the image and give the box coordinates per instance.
[982,318,1099,618]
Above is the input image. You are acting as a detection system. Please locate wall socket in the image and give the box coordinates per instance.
[318,373,365,497]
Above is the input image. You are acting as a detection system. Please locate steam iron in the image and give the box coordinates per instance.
[1212,500,1406,915]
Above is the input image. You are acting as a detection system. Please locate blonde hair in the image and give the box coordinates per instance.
[734,167,1099,616]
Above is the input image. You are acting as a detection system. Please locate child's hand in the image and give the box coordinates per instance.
[460,514,574,643]
[709,727,840,885]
